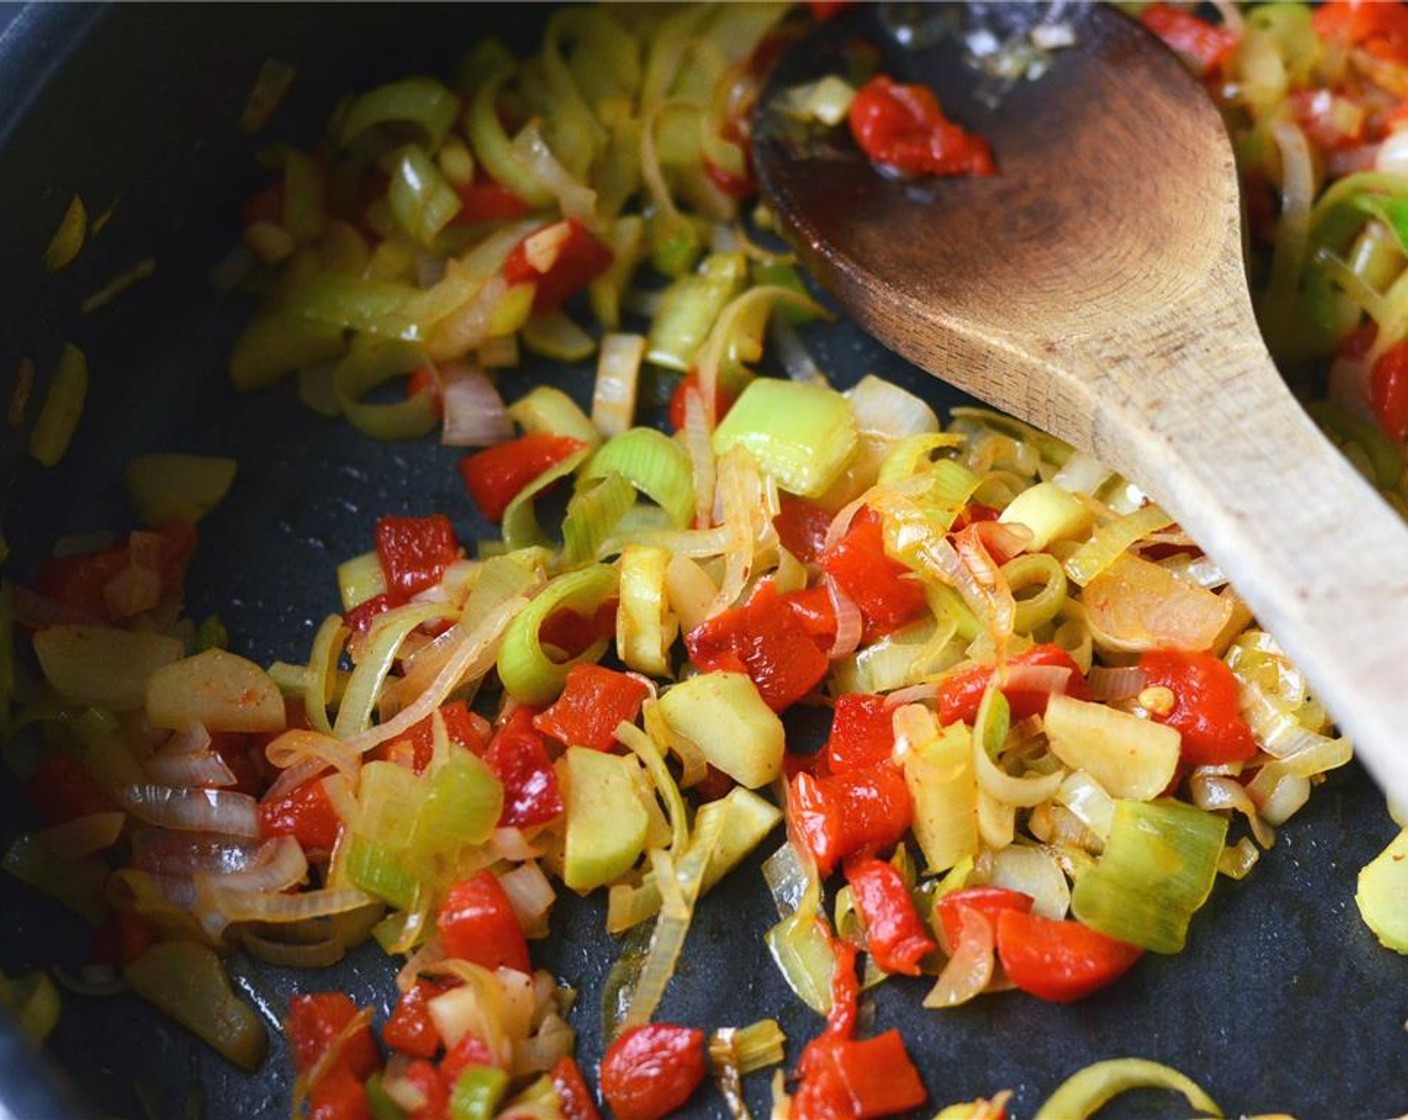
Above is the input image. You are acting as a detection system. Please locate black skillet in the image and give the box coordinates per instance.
[0,4,1404,1118]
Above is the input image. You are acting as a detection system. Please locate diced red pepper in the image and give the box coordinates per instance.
[375,515,461,606]
[33,523,195,623]
[372,700,492,774]
[1137,649,1259,767]
[538,599,618,660]
[1371,339,1408,442]
[483,706,564,828]
[692,763,737,803]
[932,886,1034,956]
[808,0,855,19]
[667,371,738,433]
[848,74,995,179]
[382,980,445,1059]
[819,510,927,638]
[935,643,1093,728]
[704,156,754,198]
[400,1058,451,1120]
[449,172,531,224]
[344,593,392,635]
[1138,3,1239,76]
[258,777,342,851]
[994,909,1144,1003]
[503,218,613,314]
[533,663,650,751]
[89,912,157,969]
[1290,88,1367,153]
[405,367,444,419]
[285,993,380,1081]
[599,1023,708,1120]
[307,1063,372,1120]
[791,765,912,878]
[458,433,587,524]
[1313,0,1408,65]
[779,586,838,646]
[550,1056,603,1120]
[824,693,894,774]
[794,1030,928,1120]
[23,751,114,827]
[685,581,830,711]
[773,496,834,564]
[436,870,532,974]
[439,1032,501,1083]
[844,859,935,976]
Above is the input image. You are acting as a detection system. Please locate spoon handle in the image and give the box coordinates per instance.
[1096,327,1408,807]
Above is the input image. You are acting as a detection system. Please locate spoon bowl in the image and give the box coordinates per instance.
[755,3,1408,805]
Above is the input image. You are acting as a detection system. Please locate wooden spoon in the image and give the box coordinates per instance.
[754,4,1408,805]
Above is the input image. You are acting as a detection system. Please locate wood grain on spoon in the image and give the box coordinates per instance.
[755,4,1408,804]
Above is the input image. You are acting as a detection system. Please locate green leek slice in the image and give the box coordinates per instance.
[124,453,237,526]
[339,76,460,151]
[28,344,88,468]
[125,942,268,1071]
[580,427,694,528]
[1071,799,1228,953]
[1033,1058,1221,1120]
[711,378,857,499]
[497,564,618,704]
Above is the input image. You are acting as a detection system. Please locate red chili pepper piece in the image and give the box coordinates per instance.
[538,598,618,660]
[1138,3,1238,76]
[483,706,564,828]
[375,515,461,606]
[667,371,737,432]
[773,496,834,564]
[794,1017,926,1120]
[439,1032,501,1084]
[89,912,157,969]
[820,510,927,638]
[1371,339,1408,442]
[372,700,492,773]
[932,886,1034,956]
[258,777,342,851]
[458,432,587,524]
[994,909,1144,1003]
[382,980,445,1059]
[791,765,912,878]
[23,751,114,826]
[307,1063,372,1120]
[344,593,392,635]
[33,522,195,622]
[843,859,935,976]
[1313,0,1408,65]
[703,156,753,198]
[824,693,894,774]
[550,1056,603,1120]
[1137,648,1259,767]
[685,581,830,711]
[449,172,531,224]
[935,643,1093,728]
[599,1023,708,1120]
[848,74,995,179]
[436,870,531,974]
[285,992,380,1081]
[503,218,614,314]
[533,663,650,751]
[400,1058,451,1120]
[779,586,838,646]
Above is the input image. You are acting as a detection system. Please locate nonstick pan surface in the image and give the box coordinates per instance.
[0,5,1404,1118]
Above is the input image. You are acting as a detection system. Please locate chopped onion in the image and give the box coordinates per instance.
[998,662,1072,696]
[1088,665,1147,703]
[36,811,126,861]
[510,123,596,223]
[131,831,262,876]
[985,845,1070,919]
[117,784,260,837]
[198,836,308,897]
[143,748,237,789]
[498,861,556,938]
[924,906,995,1007]
[769,318,826,386]
[264,728,364,782]
[592,333,645,438]
[438,360,512,447]
[824,574,863,659]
